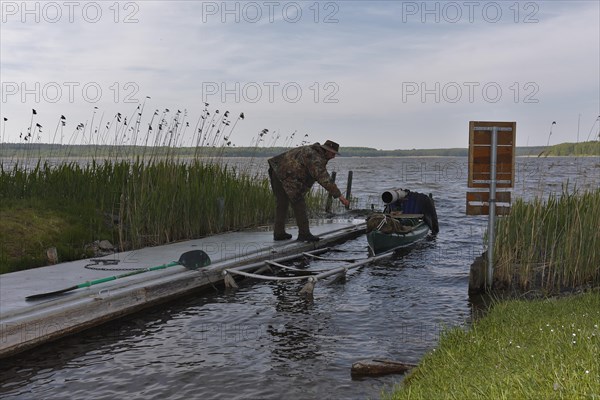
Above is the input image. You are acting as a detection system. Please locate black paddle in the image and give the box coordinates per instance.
[25,250,211,300]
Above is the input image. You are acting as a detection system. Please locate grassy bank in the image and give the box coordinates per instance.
[540,140,600,157]
[384,291,600,399]
[0,158,329,274]
[493,188,600,293]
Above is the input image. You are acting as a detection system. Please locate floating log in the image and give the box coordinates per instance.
[351,359,417,377]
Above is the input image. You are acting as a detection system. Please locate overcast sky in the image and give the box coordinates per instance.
[1,1,599,150]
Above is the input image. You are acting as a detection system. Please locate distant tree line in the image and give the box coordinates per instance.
[0,143,592,158]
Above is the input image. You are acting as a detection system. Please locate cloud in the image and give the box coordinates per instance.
[1,1,598,149]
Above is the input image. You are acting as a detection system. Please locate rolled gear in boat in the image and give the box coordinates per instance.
[366,213,416,234]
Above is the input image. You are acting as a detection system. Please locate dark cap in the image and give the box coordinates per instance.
[321,140,339,154]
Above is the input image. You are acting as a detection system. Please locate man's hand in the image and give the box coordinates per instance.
[339,195,350,208]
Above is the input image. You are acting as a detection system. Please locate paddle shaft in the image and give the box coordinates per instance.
[74,261,179,289]
[26,250,211,300]
[26,261,181,300]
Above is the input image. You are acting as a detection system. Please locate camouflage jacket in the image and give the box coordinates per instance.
[268,143,342,203]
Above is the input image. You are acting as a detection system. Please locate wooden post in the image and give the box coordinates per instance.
[325,171,337,212]
[345,171,353,209]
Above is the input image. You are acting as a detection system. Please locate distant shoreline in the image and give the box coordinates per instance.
[0,141,597,158]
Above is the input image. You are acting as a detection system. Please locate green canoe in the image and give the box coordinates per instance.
[366,215,430,255]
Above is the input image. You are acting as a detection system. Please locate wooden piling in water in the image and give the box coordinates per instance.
[325,171,337,212]
[345,171,353,209]
[469,252,487,293]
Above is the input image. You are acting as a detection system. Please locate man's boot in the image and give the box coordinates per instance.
[292,199,320,242]
[270,168,292,240]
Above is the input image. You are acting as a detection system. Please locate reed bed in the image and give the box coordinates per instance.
[0,159,266,251]
[0,156,329,273]
[0,105,329,273]
[494,187,600,293]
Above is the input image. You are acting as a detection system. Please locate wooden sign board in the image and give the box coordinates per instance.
[466,191,512,216]
[466,191,511,203]
[466,204,512,216]
[468,121,516,188]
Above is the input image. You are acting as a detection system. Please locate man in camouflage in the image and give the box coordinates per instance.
[268,140,350,242]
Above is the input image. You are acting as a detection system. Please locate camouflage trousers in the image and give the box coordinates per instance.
[268,167,311,236]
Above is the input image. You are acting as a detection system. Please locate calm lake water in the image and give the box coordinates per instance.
[1,156,598,400]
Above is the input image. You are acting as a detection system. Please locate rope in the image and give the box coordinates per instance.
[197,268,220,293]
[82,259,140,271]
[376,214,388,231]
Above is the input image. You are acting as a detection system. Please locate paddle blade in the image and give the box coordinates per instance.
[178,250,211,270]
[26,285,79,301]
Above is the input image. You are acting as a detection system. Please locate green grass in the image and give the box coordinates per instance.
[0,198,106,273]
[540,141,600,157]
[494,188,600,293]
[384,291,600,399]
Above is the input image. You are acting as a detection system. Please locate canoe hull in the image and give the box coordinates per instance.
[366,220,430,255]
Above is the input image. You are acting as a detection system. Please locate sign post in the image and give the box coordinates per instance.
[467,121,516,289]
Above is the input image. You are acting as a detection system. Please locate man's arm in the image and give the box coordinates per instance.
[306,157,342,198]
